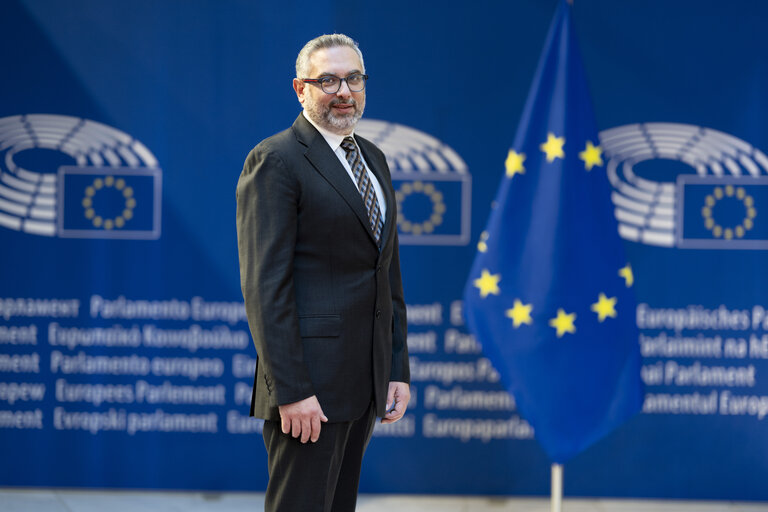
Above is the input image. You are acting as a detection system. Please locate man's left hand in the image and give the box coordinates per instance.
[382,381,410,424]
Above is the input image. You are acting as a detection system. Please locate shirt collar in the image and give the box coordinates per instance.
[302,110,355,151]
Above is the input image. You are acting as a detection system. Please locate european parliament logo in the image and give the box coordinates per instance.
[356,120,471,245]
[599,122,768,250]
[0,114,162,239]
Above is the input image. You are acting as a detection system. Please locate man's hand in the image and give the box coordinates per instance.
[382,381,410,424]
[278,395,328,443]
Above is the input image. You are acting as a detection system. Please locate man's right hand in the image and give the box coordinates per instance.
[278,395,328,443]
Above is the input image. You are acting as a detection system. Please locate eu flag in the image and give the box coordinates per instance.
[677,176,768,249]
[57,166,161,239]
[463,0,643,463]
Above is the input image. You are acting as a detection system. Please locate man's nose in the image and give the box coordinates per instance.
[336,79,352,97]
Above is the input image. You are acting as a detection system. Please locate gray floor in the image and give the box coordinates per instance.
[1,490,768,512]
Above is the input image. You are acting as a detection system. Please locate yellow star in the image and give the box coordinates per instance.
[591,293,617,322]
[505,150,526,178]
[618,264,634,287]
[578,141,604,171]
[474,269,501,298]
[549,308,576,338]
[477,231,489,253]
[505,299,533,328]
[540,133,565,162]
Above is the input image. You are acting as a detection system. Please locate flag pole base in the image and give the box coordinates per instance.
[551,463,563,512]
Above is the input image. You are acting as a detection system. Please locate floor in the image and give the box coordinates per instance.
[1,490,767,512]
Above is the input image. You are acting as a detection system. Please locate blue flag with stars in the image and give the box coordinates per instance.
[463,0,643,463]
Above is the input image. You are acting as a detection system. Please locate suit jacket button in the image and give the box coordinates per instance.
[375,310,381,318]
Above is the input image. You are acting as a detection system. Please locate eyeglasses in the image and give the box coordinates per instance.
[302,73,368,94]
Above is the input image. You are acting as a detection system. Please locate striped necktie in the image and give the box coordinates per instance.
[340,136,384,243]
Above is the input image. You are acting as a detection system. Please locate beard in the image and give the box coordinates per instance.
[305,95,365,135]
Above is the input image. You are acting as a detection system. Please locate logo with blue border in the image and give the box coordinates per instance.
[0,114,162,239]
[599,122,768,250]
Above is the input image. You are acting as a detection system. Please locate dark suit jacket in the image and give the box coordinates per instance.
[236,113,409,422]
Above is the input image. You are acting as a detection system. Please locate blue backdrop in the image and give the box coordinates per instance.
[1,0,767,501]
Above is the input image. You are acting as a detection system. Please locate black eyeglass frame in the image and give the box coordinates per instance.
[302,74,369,94]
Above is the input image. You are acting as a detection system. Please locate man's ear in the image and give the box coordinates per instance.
[293,78,305,104]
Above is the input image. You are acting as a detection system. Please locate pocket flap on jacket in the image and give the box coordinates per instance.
[298,314,341,338]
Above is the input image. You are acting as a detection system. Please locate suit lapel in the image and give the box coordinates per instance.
[293,114,379,246]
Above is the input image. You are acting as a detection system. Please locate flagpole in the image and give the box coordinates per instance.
[551,463,563,512]
[555,2,570,508]
[554,5,570,511]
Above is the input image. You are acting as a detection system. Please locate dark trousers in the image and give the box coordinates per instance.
[262,403,377,512]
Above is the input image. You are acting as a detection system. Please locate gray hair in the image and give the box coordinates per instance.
[295,34,365,78]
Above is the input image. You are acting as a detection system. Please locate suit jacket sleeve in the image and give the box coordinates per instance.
[388,207,410,384]
[236,144,315,406]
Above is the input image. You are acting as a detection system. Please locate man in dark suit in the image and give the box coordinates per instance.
[236,33,410,512]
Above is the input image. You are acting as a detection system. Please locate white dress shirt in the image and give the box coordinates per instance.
[302,110,387,220]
